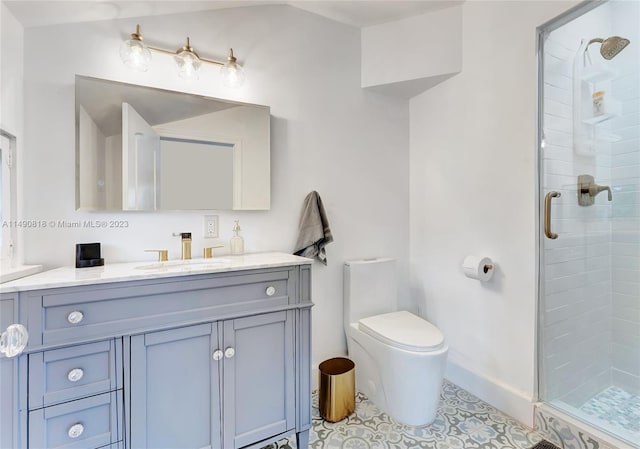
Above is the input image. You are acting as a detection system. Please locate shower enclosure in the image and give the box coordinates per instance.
[539,1,639,447]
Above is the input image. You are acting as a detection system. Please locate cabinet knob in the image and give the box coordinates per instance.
[265,286,276,297]
[224,347,235,359]
[212,350,224,361]
[68,423,84,439]
[0,324,29,358]
[67,368,84,382]
[67,311,84,324]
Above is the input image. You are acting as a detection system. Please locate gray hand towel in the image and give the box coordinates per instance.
[293,191,333,265]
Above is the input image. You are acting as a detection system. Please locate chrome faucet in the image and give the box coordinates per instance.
[173,232,192,260]
[578,174,612,206]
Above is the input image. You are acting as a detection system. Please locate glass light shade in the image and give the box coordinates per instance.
[120,39,151,72]
[220,60,245,88]
[174,50,201,80]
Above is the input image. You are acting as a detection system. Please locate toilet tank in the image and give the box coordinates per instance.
[343,258,397,330]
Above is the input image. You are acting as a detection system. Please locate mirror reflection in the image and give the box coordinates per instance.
[75,76,270,211]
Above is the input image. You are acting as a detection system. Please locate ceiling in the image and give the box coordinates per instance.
[3,0,461,28]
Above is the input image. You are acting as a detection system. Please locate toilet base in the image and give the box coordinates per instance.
[347,324,448,426]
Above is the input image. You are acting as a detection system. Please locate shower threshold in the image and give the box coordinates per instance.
[535,401,638,449]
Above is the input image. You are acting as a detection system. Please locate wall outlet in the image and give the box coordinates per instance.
[204,215,219,238]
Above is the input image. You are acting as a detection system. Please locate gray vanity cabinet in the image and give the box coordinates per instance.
[3,259,312,449]
[129,322,221,449]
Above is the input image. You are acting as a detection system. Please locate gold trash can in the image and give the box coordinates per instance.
[318,357,355,422]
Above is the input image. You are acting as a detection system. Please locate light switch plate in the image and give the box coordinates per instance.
[204,215,219,238]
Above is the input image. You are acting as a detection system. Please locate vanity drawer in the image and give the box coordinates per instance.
[29,339,122,410]
[37,270,291,346]
[28,391,121,449]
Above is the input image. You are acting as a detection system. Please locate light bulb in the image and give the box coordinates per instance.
[174,38,201,80]
[174,51,201,80]
[220,48,245,88]
[120,25,151,72]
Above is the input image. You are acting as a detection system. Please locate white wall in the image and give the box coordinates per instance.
[361,6,462,98]
[20,5,410,372]
[1,3,23,137]
[409,0,576,426]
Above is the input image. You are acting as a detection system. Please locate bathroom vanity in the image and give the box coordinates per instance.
[0,253,313,449]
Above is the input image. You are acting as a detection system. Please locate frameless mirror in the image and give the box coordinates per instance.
[75,76,270,211]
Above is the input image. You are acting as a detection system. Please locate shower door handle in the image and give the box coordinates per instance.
[544,191,561,240]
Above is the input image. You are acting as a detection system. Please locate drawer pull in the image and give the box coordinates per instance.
[67,311,84,324]
[68,423,84,439]
[265,286,276,296]
[67,368,84,382]
[224,347,235,359]
[212,350,223,361]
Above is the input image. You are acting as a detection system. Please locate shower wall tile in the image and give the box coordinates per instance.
[612,317,640,337]
[612,165,640,179]
[621,98,640,114]
[612,151,640,167]
[612,255,640,271]
[544,53,572,78]
[612,342,640,375]
[545,129,573,148]
[612,138,639,155]
[612,324,640,347]
[613,192,640,206]
[612,369,640,395]
[545,84,572,105]
[545,71,572,91]
[612,230,640,243]
[613,71,640,96]
[613,291,640,307]
[546,98,573,119]
[545,114,572,133]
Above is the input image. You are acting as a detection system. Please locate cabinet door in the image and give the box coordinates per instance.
[223,311,294,449]
[130,322,220,449]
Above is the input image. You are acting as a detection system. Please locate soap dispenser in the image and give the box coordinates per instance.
[230,219,244,255]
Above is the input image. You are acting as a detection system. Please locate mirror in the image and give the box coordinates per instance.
[75,76,270,211]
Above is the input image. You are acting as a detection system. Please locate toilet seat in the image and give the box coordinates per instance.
[358,311,444,352]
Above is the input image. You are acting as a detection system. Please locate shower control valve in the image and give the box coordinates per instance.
[578,174,612,206]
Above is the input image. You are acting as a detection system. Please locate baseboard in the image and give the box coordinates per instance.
[445,359,535,427]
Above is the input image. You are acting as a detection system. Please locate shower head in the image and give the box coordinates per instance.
[588,36,630,60]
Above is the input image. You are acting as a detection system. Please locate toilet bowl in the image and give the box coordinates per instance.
[344,258,448,426]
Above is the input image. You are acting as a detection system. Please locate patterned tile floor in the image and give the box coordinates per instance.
[579,386,640,439]
[279,380,543,449]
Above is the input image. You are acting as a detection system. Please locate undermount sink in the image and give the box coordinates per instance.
[135,258,231,271]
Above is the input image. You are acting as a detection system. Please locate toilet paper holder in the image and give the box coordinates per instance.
[462,256,494,281]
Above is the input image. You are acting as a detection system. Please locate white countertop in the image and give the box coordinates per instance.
[0,252,312,293]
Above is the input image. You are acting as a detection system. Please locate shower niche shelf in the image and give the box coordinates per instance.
[582,112,617,125]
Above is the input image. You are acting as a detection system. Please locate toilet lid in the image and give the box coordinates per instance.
[358,311,444,352]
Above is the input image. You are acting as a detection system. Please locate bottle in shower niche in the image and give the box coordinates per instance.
[230,219,244,255]
[592,90,605,116]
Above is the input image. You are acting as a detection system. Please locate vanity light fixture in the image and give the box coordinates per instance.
[120,24,245,87]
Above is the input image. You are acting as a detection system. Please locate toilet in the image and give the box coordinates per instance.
[344,258,448,426]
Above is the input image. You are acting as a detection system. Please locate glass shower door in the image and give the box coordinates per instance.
[539,1,640,446]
